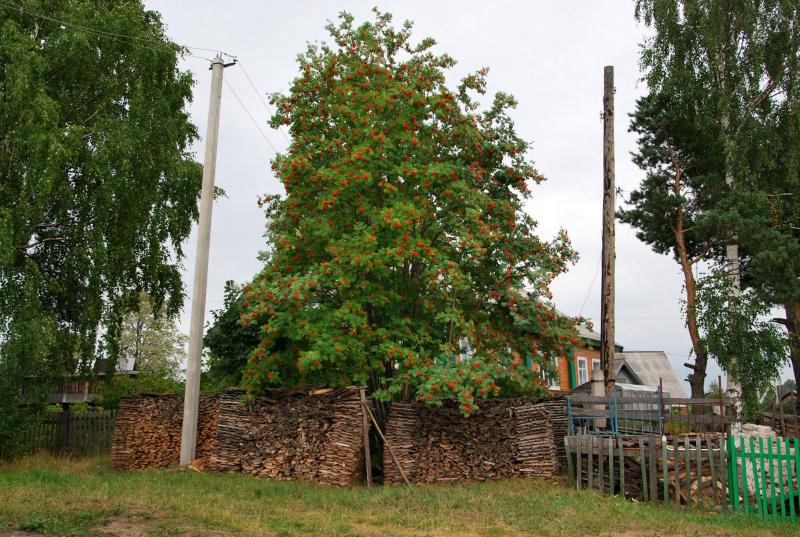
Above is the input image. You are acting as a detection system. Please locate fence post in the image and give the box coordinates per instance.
[598,438,605,494]
[788,438,796,520]
[674,436,681,508]
[618,435,624,497]
[639,437,648,502]
[695,435,702,504]
[576,436,582,489]
[565,438,575,487]
[776,437,784,518]
[718,375,725,434]
[588,437,594,490]
[707,436,717,505]
[649,436,657,502]
[721,434,728,511]
[662,438,668,507]
[658,378,664,437]
[684,436,691,509]
[768,439,777,519]
[61,410,71,456]
[608,437,614,494]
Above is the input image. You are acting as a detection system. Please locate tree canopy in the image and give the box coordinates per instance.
[240,11,580,415]
[0,0,201,455]
[629,0,800,405]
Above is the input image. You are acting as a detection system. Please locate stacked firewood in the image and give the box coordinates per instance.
[383,397,565,485]
[538,397,568,471]
[208,387,365,486]
[514,404,556,477]
[383,402,419,485]
[111,393,219,470]
[318,391,366,486]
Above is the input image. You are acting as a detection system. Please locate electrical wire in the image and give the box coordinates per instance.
[578,255,601,318]
[237,59,292,144]
[223,78,280,155]
[1,0,230,62]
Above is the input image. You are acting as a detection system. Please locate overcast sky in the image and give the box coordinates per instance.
[143,0,792,392]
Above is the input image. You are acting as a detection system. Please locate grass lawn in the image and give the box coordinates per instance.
[0,454,797,537]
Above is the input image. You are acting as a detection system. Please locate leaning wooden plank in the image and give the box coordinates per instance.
[363,402,410,485]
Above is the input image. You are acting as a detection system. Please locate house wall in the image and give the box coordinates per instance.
[538,346,602,394]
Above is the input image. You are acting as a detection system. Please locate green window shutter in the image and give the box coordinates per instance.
[568,359,577,390]
[524,353,532,370]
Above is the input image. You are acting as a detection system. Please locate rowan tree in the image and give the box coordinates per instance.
[241,11,579,416]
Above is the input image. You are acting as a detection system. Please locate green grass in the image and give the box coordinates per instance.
[0,454,797,536]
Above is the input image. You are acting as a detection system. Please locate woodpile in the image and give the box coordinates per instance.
[537,397,568,471]
[514,404,555,477]
[111,393,219,470]
[206,387,365,486]
[383,396,566,485]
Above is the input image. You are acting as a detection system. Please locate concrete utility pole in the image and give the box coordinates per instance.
[180,56,228,466]
[600,66,616,397]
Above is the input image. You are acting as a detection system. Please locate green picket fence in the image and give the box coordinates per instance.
[727,436,800,521]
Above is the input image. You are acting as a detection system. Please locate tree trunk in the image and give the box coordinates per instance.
[784,301,800,415]
[667,140,709,407]
[678,238,709,405]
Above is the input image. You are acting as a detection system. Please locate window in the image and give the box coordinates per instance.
[592,359,601,380]
[547,356,560,390]
[577,356,588,385]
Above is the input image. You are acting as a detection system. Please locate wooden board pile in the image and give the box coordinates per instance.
[383,396,566,484]
[111,393,219,470]
[208,387,365,486]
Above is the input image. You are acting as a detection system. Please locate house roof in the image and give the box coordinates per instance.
[615,351,688,398]
[615,360,644,385]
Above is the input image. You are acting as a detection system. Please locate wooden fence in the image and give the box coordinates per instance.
[568,395,733,437]
[18,411,117,457]
[728,436,800,520]
[564,434,729,508]
[762,411,800,441]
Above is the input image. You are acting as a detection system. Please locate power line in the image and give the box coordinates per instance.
[587,316,683,320]
[236,60,292,144]
[1,0,230,62]
[578,255,601,317]
[223,78,280,154]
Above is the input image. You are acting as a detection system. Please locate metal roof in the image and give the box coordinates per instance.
[615,351,688,398]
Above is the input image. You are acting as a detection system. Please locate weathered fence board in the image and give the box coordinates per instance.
[565,434,728,508]
[15,411,117,457]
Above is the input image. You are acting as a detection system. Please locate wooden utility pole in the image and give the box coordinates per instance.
[180,55,230,466]
[600,66,616,397]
